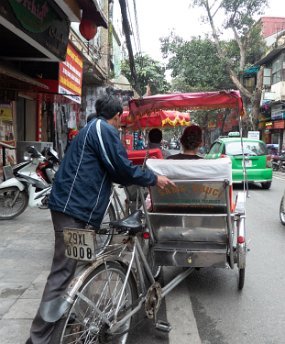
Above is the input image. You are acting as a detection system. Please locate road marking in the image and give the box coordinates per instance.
[274,176,285,181]
[164,269,201,344]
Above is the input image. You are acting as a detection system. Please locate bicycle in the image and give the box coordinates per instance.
[51,186,194,343]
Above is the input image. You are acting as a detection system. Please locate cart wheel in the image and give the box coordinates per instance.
[238,268,245,290]
[279,196,285,225]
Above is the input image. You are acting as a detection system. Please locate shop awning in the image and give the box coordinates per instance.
[77,0,108,28]
[0,63,49,91]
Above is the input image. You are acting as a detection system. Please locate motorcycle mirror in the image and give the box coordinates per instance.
[23,152,31,161]
[27,146,36,154]
[49,147,58,158]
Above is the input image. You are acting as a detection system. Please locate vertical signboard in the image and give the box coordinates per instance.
[58,44,83,104]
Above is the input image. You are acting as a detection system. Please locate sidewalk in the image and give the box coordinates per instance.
[0,208,53,344]
[0,204,201,344]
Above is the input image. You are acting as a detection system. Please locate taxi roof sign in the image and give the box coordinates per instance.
[228,131,240,137]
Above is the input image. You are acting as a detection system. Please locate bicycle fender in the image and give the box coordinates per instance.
[0,177,25,191]
[40,296,71,323]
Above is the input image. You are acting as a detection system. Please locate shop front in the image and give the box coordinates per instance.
[39,42,84,158]
[270,103,285,150]
[263,121,273,144]
[0,0,71,171]
[261,119,285,152]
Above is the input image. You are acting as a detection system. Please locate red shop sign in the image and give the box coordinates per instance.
[273,120,285,129]
[58,43,83,103]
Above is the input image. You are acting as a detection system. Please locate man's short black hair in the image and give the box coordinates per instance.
[95,89,123,120]
[148,128,162,144]
[86,112,97,123]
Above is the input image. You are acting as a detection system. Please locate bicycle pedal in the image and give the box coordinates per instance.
[155,320,171,333]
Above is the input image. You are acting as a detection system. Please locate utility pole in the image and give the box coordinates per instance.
[118,0,141,96]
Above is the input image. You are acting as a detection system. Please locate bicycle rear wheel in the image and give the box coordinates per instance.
[51,261,137,344]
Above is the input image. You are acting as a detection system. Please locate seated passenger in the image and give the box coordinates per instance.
[148,128,171,158]
[167,125,203,160]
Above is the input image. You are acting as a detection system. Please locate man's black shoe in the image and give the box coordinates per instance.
[25,339,33,344]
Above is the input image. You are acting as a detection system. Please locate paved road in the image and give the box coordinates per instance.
[1,172,284,344]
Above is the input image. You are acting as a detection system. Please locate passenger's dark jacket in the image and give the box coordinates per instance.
[49,118,157,227]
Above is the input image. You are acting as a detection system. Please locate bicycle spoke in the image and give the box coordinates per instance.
[53,261,135,344]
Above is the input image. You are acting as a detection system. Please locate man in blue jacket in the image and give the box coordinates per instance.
[26,90,173,344]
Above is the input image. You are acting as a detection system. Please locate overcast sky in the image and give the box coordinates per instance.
[134,0,285,61]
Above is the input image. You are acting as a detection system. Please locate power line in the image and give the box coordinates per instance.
[131,0,142,57]
[119,0,141,95]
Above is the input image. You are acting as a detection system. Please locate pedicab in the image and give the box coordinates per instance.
[126,90,247,289]
[56,90,247,343]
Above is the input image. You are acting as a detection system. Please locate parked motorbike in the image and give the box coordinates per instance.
[272,152,285,172]
[0,146,59,220]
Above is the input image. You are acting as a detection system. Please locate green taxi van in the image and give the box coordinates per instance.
[207,134,273,189]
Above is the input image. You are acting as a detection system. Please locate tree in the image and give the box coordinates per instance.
[121,53,170,96]
[160,34,236,141]
[160,33,235,92]
[191,0,268,130]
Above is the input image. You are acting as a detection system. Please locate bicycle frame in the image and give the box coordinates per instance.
[63,227,195,336]
[110,186,128,219]
[111,236,194,334]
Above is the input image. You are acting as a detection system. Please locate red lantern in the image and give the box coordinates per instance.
[79,17,97,41]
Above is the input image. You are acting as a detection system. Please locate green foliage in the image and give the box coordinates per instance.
[242,22,267,66]
[221,0,268,34]
[192,0,269,131]
[121,54,170,96]
[220,25,266,71]
[160,33,235,92]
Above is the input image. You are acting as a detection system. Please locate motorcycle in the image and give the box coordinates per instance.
[272,152,285,172]
[0,146,59,220]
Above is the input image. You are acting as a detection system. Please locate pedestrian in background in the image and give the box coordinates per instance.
[25,90,174,344]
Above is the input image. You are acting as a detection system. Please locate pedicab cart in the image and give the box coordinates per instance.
[55,91,247,343]
[127,90,247,290]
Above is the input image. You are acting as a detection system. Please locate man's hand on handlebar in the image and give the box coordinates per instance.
[156,175,176,189]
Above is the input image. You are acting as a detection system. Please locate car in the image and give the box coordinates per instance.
[206,135,273,189]
[169,140,180,150]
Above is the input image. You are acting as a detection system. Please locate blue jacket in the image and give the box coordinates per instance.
[49,118,157,227]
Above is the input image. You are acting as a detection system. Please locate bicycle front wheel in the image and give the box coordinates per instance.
[51,261,137,344]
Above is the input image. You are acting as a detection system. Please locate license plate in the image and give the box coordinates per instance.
[63,228,95,261]
[242,160,252,168]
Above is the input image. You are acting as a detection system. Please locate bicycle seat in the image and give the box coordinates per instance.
[110,210,143,234]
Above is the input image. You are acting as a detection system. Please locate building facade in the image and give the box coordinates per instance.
[257,28,285,150]
[0,0,132,171]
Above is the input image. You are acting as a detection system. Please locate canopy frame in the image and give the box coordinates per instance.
[129,90,244,117]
